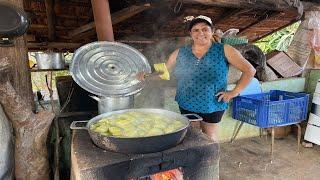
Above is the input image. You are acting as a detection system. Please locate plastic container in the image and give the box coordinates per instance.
[221,37,248,45]
[232,90,309,128]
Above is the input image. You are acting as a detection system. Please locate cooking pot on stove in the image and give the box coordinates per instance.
[89,95,134,114]
[70,108,202,154]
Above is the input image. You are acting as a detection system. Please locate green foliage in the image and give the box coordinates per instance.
[31,71,70,91]
[254,21,300,54]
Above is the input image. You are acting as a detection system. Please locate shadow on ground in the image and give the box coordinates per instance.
[220,135,320,180]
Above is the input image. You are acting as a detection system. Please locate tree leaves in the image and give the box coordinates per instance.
[255,21,300,53]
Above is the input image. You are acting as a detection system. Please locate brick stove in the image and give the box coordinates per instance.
[71,127,219,180]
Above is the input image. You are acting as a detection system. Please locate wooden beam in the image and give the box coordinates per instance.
[214,8,239,24]
[29,24,77,30]
[238,11,279,35]
[44,0,55,41]
[111,3,151,24]
[70,30,97,42]
[68,3,151,38]
[27,42,81,49]
[302,1,320,11]
[183,0,301,11]
[26,34,36,42]
[68,22,95,38]
[29,11,92,20]
[118,40,156,44]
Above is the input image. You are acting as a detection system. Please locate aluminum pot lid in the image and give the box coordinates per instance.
[70,41,151,97]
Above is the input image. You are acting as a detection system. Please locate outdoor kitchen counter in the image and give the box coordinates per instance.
[71,127,219,180]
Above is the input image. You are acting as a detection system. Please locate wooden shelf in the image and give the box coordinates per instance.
[29,68,69,72]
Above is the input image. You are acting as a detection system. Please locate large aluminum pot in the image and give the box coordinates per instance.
[70,108,202,154]
[51,52,65,69]
[89,95,134,114]
[33,52,52,69]
[32,52,66,69]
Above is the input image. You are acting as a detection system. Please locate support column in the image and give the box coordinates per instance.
[0,0,34,109]
[91,0,114,41]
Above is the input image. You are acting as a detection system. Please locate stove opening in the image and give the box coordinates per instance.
[139,168,183,180]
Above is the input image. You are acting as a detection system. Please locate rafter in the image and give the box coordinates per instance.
[214,8,239,24]
[183,0,302,11]
[27,42,81,49]
[68,3,151,38]
[44,0,55,41]
[238,11,279,35]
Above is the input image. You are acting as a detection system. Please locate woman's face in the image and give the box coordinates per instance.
[190,22,213,46]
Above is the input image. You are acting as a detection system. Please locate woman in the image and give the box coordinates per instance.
[138,15,256,141]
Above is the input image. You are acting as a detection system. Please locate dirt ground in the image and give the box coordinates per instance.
[220,135,320,180]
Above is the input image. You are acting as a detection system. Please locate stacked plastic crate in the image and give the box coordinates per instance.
[304,80,320,145]
[232,90,309,128]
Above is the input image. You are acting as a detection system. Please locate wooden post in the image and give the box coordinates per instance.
[0,0,34,109]
[0,59,54,180]
[91,0,114,41]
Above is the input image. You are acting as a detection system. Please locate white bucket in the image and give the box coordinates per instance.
[304,113,320,145]
[315,80,320,94]
[308,113,320,127]
[311,103,320,117]
[312,93,320,105]
[305,124,320,145]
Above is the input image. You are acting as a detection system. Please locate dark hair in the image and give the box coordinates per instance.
[189,18,213,31]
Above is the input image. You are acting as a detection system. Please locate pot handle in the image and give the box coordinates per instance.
[89,95,100,102]
[70,121,88,130]
[183,114,203,122]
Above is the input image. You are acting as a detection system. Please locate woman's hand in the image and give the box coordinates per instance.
[136,72,146,81]
[216,90,239,103]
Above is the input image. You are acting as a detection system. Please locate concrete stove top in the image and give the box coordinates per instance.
[71,127,219,180]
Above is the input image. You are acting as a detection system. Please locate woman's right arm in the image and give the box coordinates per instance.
[165,49,179,73]
[137,49,179,81]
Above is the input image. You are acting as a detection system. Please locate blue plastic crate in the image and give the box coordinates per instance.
[232,90,309,128]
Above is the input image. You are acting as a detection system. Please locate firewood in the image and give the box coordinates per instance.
[0,58,54,180]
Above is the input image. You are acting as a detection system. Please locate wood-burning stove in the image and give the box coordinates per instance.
[68,41,219,180]
[71,127,219,180]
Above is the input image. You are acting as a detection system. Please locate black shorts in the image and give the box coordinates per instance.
[179,107,225,123]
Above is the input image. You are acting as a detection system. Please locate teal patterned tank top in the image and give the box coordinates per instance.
[173,43,229,113]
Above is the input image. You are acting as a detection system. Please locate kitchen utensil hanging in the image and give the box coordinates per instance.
[0,2,29,46]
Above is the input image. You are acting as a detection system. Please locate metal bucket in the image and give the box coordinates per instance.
[51,52,65,69]
[34,52,52,69]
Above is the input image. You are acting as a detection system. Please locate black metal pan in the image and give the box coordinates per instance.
[0,2,29,38]
[70,108,202,154]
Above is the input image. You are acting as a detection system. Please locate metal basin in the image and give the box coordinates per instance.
[70,108,202,154]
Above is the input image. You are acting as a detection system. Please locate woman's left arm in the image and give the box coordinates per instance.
[216,44,256,102]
